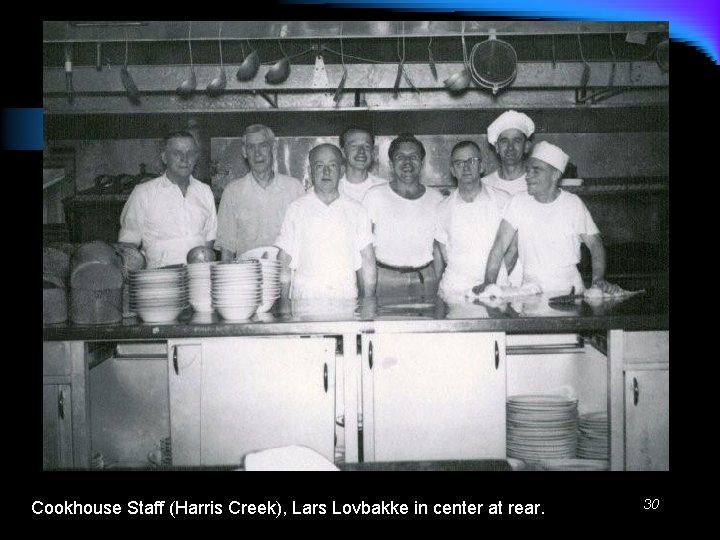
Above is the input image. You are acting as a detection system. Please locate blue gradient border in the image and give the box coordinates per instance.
[2,108,43,151]
[282,0,720,65]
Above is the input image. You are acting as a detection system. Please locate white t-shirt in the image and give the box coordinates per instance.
[274,192,374,299]
[362,183,445,268]
[435,187,510,296]
[119,174,217,268]
[481,170,528,196]
[338,172,387,203]
[503,190,600,294]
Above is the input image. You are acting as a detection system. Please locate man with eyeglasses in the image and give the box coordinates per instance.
[362,133,444,298]
[337,127,387,202]
[215,124,305,261]
[275,144,376,299]
[119,131,217,268]
[435,141,515,301]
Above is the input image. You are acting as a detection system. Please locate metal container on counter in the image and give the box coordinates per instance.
[69,241,124,324]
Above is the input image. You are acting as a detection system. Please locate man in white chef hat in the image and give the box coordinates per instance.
[473,141,621,296]
[481,110,536,286]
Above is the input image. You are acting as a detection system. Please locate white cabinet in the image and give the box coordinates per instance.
[361,332,506,461]
[168,337,336,466]
[625,367,669,471]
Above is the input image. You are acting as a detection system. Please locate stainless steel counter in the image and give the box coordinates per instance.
[43,286,668,341]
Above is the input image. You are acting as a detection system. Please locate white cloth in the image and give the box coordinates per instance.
[215,172,305,257]
[338,172,387,202]
[119,174,217,268]
[362,184,445,267]
[435,187,511,298]
[274,192,373,299]
[487,110,535,146]
[503,190,600,295]
[531,141,569,173]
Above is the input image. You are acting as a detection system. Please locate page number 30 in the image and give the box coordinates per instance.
[643,499,660,510]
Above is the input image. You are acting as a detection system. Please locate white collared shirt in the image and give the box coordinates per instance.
[119,174,217,268]
[274,192,374,299]
[481,170,528,196]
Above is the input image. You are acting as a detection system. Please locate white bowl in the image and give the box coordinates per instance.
[190,300,214,313]
[216,305,258,321]
[136,306,185,323]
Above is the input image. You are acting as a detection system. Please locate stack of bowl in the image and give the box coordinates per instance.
[128,265,188,323]
[187,262,216,313]
[255,258,282,313]
[211,261,262,321]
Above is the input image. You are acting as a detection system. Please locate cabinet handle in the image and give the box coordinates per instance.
[173,345,179,375]
[58,389,65,420]
[368,340,373,370]
[633,377,639,406]
[323,363,328,393]
[494,340,500,370]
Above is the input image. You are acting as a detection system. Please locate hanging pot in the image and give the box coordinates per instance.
[265,57,290,84]
[236,50,260,81]
[469,35,518,95]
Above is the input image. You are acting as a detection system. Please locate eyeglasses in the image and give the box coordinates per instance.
[312,162,341,174]
[451,157,481,168]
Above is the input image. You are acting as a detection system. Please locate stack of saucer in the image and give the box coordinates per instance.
[128,265,188,323]
[187,262,215,313]
[211,261,262,321]
[577,411,609,460]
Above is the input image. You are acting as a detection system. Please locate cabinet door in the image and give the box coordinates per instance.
[362,332,506,462]
[169,337,336,466]
[625,369,669,471]
[43,384,73,469]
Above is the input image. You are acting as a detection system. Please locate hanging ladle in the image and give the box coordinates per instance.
[333,26,348,104]
[177,21,196,98]
[120,39,141,104]
[444,23,471,93]
[265,40,291,84]
[236,41,260,81]
[207,21,227,96]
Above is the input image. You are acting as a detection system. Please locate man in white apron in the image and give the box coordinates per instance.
[118,131,217,268]
[274,144,376,300]
[474,141,621,297]
[435,140,513,301]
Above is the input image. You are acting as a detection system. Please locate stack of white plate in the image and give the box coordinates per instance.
[506,394,578,462]
[128,265,188,323]
[211,261,262,321]
[187,262,216,313]
[577,411,609,460]
[254,258,282,313]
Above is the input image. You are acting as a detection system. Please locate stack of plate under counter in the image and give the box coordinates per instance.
[128,265,188,323]
[577,411,609,460]
[506,394,579,462]
[211,260,262,321]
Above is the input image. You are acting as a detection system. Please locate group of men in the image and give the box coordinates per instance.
[118,110,620,301]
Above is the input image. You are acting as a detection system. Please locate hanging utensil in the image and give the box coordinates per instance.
[236,40,260,81]
[333,26,348,104]
[393,22,405,98]
[95,42,102,71]
[577,32,590,102]
[63,44,74,103]
[265,40,291,84]
[444,22,471,93]
[428,37,438,80]
[177,21,197,98]
[607,30,617,86]
[207,21,227,96]
[120,39,141,104]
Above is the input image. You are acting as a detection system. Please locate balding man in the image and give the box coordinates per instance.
[474,142,621,296]
[215,124,305,261]
[274,144,376,299]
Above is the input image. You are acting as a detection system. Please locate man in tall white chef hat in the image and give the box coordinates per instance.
[473,141,622,296]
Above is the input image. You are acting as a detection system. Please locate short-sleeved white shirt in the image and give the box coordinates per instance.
[435,186,510,295]
[274,192,374,299]
[503,190,600,292]
[119,174,217,268]
[338,172,387,203]
[215,172,305,257]
[362,183,445,268]
[481,170,528,196]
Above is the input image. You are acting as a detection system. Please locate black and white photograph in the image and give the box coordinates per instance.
[41,20,669,474]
